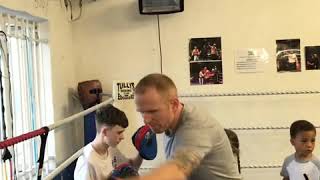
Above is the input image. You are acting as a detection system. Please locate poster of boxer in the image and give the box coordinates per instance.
[305,46,320,70]
[276,39,301,72]
[189,37,223,85]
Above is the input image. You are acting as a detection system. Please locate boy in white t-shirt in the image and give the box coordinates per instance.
[281,120,320,180]
[74,105,143,180]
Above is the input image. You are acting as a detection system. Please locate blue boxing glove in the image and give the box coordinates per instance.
[108,163,139,180]
[132,125,157,160]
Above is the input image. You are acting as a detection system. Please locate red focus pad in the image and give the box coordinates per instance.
[131,125,157,160]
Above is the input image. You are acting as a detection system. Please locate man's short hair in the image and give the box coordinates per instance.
[95,105,128,131]
[290,120,316,138]
[135,73,177,98]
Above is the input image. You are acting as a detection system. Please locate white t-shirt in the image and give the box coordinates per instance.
[74,143,128,180]
[280,154,320,180]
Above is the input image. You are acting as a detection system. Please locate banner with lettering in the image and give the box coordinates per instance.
[113,81,135,101]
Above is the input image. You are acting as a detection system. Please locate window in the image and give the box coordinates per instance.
[0,7,55,179]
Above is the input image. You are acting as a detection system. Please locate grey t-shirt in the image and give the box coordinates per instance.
[164,104,241,180]
[280,153,320,180]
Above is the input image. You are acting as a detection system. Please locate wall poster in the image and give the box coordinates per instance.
[276,39,301,72]
[189,37,223,85]
[235,48,269,73]
[305,46,320,70]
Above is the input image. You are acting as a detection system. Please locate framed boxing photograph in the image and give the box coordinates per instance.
[305,46,320,70]
[276,39,301,72]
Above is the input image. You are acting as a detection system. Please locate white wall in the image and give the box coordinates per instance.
[72,0,161,90]
[159,0,320,93]
[71,0,320,179]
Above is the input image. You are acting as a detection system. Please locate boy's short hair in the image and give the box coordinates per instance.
[290,120,316,138]
[95,105,128,131]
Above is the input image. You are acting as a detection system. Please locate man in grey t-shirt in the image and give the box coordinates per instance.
[164,104,241,180]
[134,73,241,180]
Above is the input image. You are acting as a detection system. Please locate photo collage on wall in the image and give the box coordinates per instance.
[189,37,223,85]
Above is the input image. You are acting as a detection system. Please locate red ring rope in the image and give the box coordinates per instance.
[0,127,48,149]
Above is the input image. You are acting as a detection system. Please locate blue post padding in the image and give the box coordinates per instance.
[84,111,96,145]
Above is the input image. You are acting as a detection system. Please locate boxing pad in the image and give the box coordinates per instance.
[77,80,102,109]
[109,163,139,180]
[132,125,157,160]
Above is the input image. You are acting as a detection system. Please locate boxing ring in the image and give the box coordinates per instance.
[1,90,320,179]
[179,90,320,170]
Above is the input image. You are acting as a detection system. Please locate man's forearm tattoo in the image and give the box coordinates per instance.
[170,149,201,176]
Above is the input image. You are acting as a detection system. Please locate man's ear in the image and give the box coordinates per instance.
[171,97,179,110]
